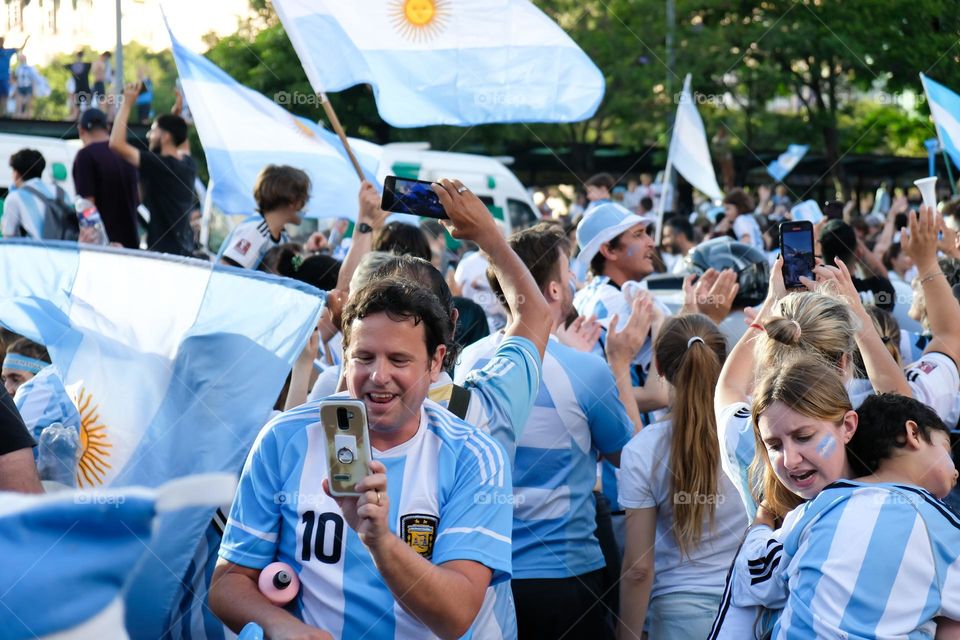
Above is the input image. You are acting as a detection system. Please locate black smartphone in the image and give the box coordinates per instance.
[779,220,815,289]
[823,201,844,221]
[381,176,448,219]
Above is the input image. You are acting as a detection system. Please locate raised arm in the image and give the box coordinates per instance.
[108,82,142,167]
[903,205,960,363]
[434,178,552,359]
[809,259,910,397]
[334,181,388,293]
[715,256,785,409]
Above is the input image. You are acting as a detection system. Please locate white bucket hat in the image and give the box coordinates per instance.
[576,202,656,269]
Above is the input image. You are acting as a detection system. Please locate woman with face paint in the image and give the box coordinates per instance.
[714,252,909,522]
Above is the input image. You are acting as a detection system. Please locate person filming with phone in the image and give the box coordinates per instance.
[210,178,546,640]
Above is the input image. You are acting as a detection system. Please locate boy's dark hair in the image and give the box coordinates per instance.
[10,148,45,181]
[664,216,694,243]
[276,251,341,292]
[639,196,654,211]
[585,172,615,191]
[373,222,433,262]
[253,165,311,214]
[722,189,754,215]
[368,255,459,369]
[487,223,569,307]
[342,278,449,363]
[849,393,950,476]
[819,219,857,267]
[154,114,189,146]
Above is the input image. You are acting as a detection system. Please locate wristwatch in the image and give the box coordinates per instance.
[356,222,374,234]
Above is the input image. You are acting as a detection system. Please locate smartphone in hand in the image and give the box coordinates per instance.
[381,175,448,219]
[319,399,372,496]
[779,220,815,289]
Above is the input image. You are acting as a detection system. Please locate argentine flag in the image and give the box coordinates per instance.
[166,18,380,220]
[0,241,324,638]
[667,74,724,201]
[766,144,808,182]
[0,473,236,639]
[273,0,605,127]
[921,73,960,173]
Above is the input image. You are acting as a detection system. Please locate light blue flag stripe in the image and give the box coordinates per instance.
[274,0,605,127]
[167,19,380,220]
[0,240,324,638]
[766,144,809,182]
[921,73,960,172]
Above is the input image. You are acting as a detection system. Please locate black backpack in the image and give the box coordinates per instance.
[18,185,80,241]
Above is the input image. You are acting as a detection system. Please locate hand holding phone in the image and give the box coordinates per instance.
[381,176,448,219]
[779,221,815,289]
[319,400,372,496]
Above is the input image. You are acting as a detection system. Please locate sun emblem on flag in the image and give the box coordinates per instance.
[291,116,317,140]
[74,387,112,487]
[390,0,450,41]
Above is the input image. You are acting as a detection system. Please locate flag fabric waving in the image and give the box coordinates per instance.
[165,17,380,220]
[0,473,236,639]
[0,241,324,638]
[273,0,605,127]
[667,75,724,202]
[920,73,960,173]
[766,144,809,182]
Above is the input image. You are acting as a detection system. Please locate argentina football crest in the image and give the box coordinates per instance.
[400,513,439,560]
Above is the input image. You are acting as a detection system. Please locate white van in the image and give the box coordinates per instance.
[0,132,82,198]
[376,143,539,235]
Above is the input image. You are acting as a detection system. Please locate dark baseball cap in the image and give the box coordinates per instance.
[79,108,108,131]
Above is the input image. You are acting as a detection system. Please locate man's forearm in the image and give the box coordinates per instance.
[209,567,305,635]
[370,535,484,639]
[335,231,373,292]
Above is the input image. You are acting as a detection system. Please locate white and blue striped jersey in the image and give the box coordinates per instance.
[216,215,288,269]
[0,178,62,239]
[573,275,671,511]
[456,334,633,579]
[444,335,542,465]
[718,350,960,521]
[761,481,960,639]
[219,399,514,639]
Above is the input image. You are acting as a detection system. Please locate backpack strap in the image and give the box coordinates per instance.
[446,383,471,420]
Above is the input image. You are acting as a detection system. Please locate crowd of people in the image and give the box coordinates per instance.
[2,83,960,640]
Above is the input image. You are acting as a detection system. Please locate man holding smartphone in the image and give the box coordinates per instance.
[212,179,551,639]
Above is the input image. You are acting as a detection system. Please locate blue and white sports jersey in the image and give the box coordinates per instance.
[216,215,289,269]
[573,275,671,380]
[762,481,960,640]
[220,399,513,639]
[457,334,632,579]
[0,178,61,239]
[574,275,671,510]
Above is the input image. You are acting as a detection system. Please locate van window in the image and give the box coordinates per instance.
[508,199,538,231]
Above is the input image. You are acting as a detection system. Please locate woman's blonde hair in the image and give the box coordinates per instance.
[749,355,853,518]
[654,313,727,557]
[755,290,860,374]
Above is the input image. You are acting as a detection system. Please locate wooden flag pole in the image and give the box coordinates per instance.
[318,92,365,181]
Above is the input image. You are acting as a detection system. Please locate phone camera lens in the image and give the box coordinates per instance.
[336,407,350,431]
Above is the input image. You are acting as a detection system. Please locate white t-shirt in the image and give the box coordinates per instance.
[618,420,749,600]
[454,251,505,330]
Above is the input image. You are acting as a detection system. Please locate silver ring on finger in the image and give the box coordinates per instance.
[376,490,383,506]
